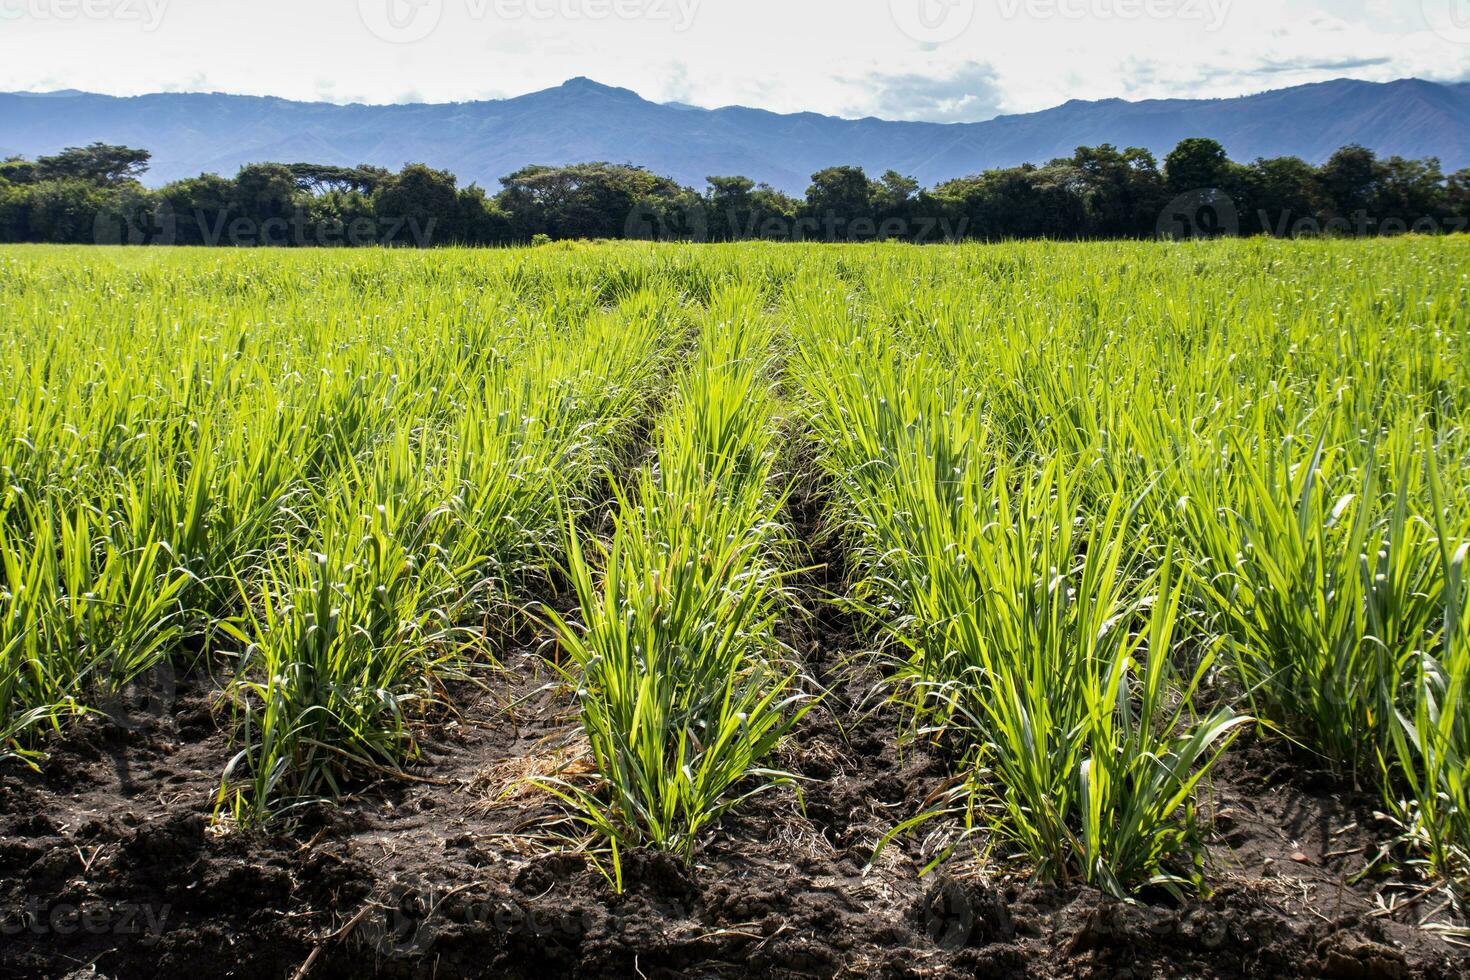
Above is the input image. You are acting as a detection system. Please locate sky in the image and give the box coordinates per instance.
[0,0,1466,121]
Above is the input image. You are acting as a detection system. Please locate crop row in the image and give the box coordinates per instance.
[787,241,1470,897]
[0,239,1467,908]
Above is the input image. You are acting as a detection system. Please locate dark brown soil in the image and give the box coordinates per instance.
[3,506,1466,978]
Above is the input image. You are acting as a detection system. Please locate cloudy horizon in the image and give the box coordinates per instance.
[0,0,1466,122]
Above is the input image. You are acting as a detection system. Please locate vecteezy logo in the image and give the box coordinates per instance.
[96,659,177,733]
[358,0,443,43]
[890,0,975,44]
[358,878,442,956]
[1156,189,1239,240]
[623,200,709,243]
[1423,0,1470,44]
[93,199,177,248]
[921,877,974,951]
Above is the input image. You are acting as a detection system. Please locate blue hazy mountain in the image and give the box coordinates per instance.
[2,76,1468,194]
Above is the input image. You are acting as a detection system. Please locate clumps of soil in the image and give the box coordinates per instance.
[1,642,1466,978]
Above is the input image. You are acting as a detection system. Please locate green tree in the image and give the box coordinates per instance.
[873,169,919,236]
[1319,145,1380,223]
[1243,156,1328,236]
[34,143,151,186]
[1070,144,1164,238]
[1164,138,1237,195]
[287,162,392,196]
[0,179,29,239]
[457,184,512,245]
[801,166,877,240]
[705,175,755,241]
[157,173,236,245]
[227,163,307,244]
[0,157,38,185]
[374,163,462,245]
[1372,156,1447,231]
[23,181,117,243]
[498,163,694,241]
[1448,169,1470,225]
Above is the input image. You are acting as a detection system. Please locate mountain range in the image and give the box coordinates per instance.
[2,76,1469,194]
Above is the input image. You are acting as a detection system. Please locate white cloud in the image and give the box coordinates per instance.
[847,62,1006,122]
[0,0,1463,117]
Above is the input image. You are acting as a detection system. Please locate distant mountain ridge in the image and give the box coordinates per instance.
[2,77,1468,194]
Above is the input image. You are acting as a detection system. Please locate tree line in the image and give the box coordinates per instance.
[1,137,1466,247]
